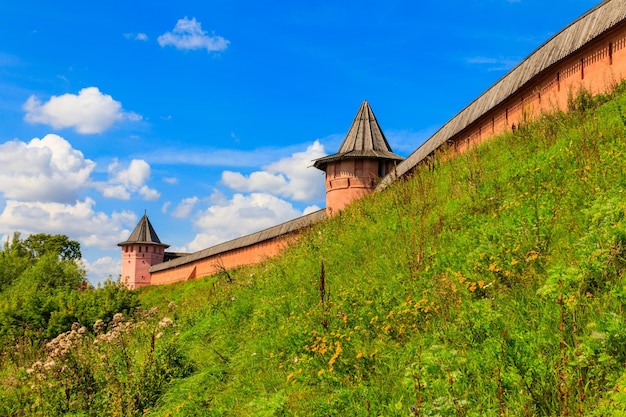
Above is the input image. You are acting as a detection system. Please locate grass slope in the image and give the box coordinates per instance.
[136,86,626,416]
[3,86,626,416]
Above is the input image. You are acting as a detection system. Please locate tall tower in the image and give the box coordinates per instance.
[313,100,404,215]
[117,213,169,289]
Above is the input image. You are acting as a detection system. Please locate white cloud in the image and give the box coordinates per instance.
[23,87,141,134]
[172,196,199,219]
[81,256,122,285]
[139,185,160,201]
[158,17,229,52]
[187,193,305,251]
[124,33,148,41]
[221,141,326,203]
[0,134,95,203]
[0,198,135,250]
[95,159,160,201]
[466,56,519,72]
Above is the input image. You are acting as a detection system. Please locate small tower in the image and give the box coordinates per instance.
[313,100,404,215]
[117,212,169,289]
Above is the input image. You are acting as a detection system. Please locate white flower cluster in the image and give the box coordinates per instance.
[26,323,87,377]
[93,313,134,345]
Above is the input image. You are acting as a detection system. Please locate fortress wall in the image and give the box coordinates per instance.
[383,1,626,185]
[149,234,297,285]
[444,25,626,158]
[147,210,326,286]
[144,2,626,289]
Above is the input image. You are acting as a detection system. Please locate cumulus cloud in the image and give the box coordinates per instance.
[0,134,95,203]
[23,87,141,134]
[187,192,307,251]
[221,141,326,203]
[95,159,160,201]
[0,198,135,250]
[81,256,122,284]
[172,196,199,219]
[158,17,229,52]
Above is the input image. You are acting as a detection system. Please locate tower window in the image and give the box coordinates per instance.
[378,162,386,178]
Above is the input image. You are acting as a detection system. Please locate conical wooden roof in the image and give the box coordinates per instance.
[313,100,403,170]
[117,213,169,247]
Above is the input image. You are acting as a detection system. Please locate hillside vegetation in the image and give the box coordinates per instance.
[2,85,626,416]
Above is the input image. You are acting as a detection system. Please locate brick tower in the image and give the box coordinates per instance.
[313,100,404,215]
[117,212,169,289]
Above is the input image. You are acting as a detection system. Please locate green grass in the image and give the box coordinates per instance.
[3,84,626,416]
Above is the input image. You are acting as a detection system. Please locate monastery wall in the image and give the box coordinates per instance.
[448,26,626,155]
[381,3,626,185]
[148,210,326,286]
[150,235,295,285]
[141,1,626,288]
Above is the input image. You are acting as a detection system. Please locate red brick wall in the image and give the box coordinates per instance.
[449,26,626,153]
[149,234,297,286]
[146,23,626,288]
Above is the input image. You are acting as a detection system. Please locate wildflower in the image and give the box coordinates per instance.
[93,319,105,334]
[158,317,174,328]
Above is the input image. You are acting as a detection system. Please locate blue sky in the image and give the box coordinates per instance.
[0,0,600,283]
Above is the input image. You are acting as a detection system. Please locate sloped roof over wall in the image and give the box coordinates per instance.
[313,100,404,170]
[118,213,169,247]
[378,0,626,187]
[149,209,327,273]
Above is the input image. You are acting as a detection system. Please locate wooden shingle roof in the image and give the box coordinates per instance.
[313,100,403,170]
[118,213,169,247]
[378,0,626,187]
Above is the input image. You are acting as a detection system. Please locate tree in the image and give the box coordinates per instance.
[23,233,82,261]
[0,232,31,292]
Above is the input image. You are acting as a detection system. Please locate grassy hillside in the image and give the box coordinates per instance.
[3,85,626,416]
